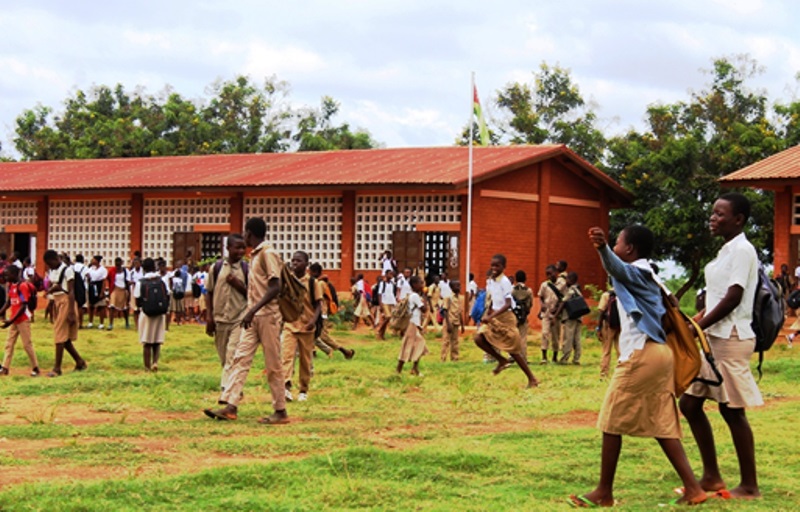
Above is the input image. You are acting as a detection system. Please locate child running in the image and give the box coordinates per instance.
[440,280,464,361]
[473,254,539,388]
[569,226,707,507]
[134,258,167,372]
[396,275,428,375]
[0,265,40,376]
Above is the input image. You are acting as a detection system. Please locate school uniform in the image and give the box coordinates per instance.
[87,265,108,308]
[220,241,284,410]
[2,281,38,371]
[317,280,344,350]
[353,279,371,320]
[169,275,185,314]
[596,245,681,439]
[397,275,412,300]
[440,294,462,361]
[205,258,248,389]
[559,284,583,364]
[597,289,620,377]
[129,267,144,311]
[538,279,562,355]
[398,291,428,362]
[423,282,441,328]
[512,283,533,361]
[133,272,166,344]
[47,263,79,344]
[281,273,324,393]
[685,233,763,408]
[108,267,129,311]
[477,274,522,355]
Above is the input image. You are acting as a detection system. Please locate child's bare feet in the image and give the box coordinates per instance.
[492,361,512,375]
[725,486,761,500]
[526,379,539,388]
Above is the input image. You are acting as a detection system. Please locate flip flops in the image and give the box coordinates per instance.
[567,495,602,508]
[203,408,237,421]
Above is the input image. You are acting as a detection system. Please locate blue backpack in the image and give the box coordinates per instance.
[470,289,487,325]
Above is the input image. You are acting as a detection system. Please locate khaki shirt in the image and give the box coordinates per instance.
[285,273,324,333]
[538,280,561,318]
[443,295,462,327]
[206,259,248,324]
[248,241,283,318]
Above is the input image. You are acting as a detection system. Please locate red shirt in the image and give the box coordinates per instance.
[8,282,33,324]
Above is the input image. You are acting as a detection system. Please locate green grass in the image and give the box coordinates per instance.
[0,319,798,510]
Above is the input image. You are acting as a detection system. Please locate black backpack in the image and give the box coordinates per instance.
[73,266,87,306]
[140,277,170,317]
[22,282,38,311]
[751,263,786,379]
[606,291,621,330]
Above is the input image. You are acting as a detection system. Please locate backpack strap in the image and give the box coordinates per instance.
[213,259,224,287]
[547,282,563,300]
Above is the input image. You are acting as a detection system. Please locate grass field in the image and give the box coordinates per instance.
[0,318,798,511]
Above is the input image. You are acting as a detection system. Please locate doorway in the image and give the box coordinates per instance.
[392,230,460,284]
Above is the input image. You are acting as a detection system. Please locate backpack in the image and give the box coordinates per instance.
[140,277,170,317]
[751,264,786,379]
[30,271,44,292]
[470,289,487,325]
[172,278,185,300]
[605,291,621,330]
[787,289,800,310]
[73,266,87,306]
[658,283,722,396]
[322,281,339,315]
[88,280,104,305]
[511,285,533,325]
[389,296,412,332]
[21,282,38,312]
[563,286,590,320]
[370,282,379,306]
[278,263,306,323]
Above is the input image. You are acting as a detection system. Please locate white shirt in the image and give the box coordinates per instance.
[486,275,515,311]
[47,263,74,296]
[23,267,35,281]
[356,279,365,293]
[88,265,108,283]
[130,267,144,285]
[73,262,88,284]
[380,279,397,305]
[113,268,128,289]
[468,280,478,297]
[616,259,663,363]
[795,265,800,280]
[704,232,758,339]
[439,280,453,300]
[160,272,171,292]
[397,275,412,300]
[408,291,424,326]
[381,258,394,275]
[134,271,161,298]
[12,260,22,269]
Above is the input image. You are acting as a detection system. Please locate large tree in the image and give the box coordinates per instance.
[605,56,782,296]
[293,96,378,151]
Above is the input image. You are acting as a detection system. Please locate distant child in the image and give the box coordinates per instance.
[396,275,428,375]
[170,269,185,326]
[597,281,620,378]
[440,280,464,361]
[511,270,533,362]
[309,264,355,360]
[568,226,707,507]
[43,250,88,377]
[351,274,374,329]
[0,265,40,376]
[473,254,539,388]
[555,271,583,365]
[134,258,167,372]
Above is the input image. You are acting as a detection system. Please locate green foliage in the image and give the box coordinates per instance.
[293,96,379,151]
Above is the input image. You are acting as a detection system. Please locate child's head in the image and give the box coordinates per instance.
[566,271,578,285]
[385,269,394,280]
[43,249,60,270]
[92,255,103,266]
[614,225,655,263]
[409,275,423,292]
[173,269,182,279]
[490,254,506,278]
[291,251,310,275]
[356,273,364,281]
[545,264,557,281]
[115,257,123,268]
[228,234,247,262]
[4,264,19,283]
[142,258,156,273]
[515,270,527,284]
[451,280,461,294]
[309,262,323,278]
[469,272,474,281]
[556,260,567,273]
[432,273,440,284]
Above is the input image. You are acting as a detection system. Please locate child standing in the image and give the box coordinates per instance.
[511,270,533,363]
[134,258,167,372]
[440,280,464,361]
[556,271,583,365]
[473,254,539,388]
[43,250,87,377]
[397,275,428,375]
[0,265,40,376]
[569,226,707,507]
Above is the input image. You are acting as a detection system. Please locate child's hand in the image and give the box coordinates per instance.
[588,227,607,248]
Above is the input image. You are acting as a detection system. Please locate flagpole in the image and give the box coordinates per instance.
[466,72,475,290]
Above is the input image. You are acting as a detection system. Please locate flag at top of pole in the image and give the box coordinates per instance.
[472,85,490,146]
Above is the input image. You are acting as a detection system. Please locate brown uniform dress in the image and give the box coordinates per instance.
[49,264,79,344]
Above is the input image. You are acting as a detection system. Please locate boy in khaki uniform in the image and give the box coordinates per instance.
[511,270,533,363]
[538,264,562,364]
[440,280,464,361]
[281,251,323,402]
[205,234,248,391]
[309,263,355,359]
[555,271,583,365]
[204,218,288,425]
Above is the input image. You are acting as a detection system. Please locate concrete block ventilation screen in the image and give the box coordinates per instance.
[244,196,342,270]
[49,199,132,263]
[355,195,461,270]
[143,198,230,260]
[0,201,38,226]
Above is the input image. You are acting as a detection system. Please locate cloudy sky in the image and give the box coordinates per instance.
[2,0,800,157]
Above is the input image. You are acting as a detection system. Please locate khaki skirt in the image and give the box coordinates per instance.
[597,341,682,439]
[52,293,79,344]
[110,287,128,310]
[684,330,763,409]
[478,310,522,354]
[398,323,428,363]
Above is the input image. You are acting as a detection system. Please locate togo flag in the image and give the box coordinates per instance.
[473,85,490,146]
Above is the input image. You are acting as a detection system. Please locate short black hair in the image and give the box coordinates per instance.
[309,263,323,273]
[228,233,245,246]
[75,254,84,263]
[115,257,123,265]
[293,251,309,263]
[567,271,578,281]
[469,272,474,280]
[719,192,751,223]
[244,217,267,238]
[5,265,19,277]
[557,260,568,271]
[142,257,156,272]
[43,250,59,263]
[545,264,557,272]
[173,269,182,278]
[621,225,656,260]
[515,270,527,283]
[409,275,423,287]
[492,254,507,267]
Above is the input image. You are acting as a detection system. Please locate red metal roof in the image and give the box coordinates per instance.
[0,145,630,200]
[721,144,800,186]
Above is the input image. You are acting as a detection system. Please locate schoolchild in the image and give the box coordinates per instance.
[375,270,397,340]
[569,226,707,507]
[396,275,428,375]
[0,265,40,376]
[351,274,374,329]
[538,265,561,364]
[440,280,464,362]
[107,257,131,330]
[511,270,533,362]
[129,257,144,329]
[597,282,621,379]
[43,250,88,377]
[309,264,355,360]
[555,272,584,365]
[86,255,108,330]
[134,258,167,371]
[157,260,172,331]
[473,254,539,388]
[72,254,89,328]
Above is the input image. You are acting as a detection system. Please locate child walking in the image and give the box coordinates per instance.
[134,258,167,372]
[440,280,464,361]
[473,254,539,388]
[43,250,87,377]
[396,275,428,375]
[568,226,707,507]
[556,271,584,365]
[0,265,40,376]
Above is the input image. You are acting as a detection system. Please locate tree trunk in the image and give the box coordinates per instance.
[675,259,702,300]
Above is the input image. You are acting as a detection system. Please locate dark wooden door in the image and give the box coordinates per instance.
[392,231,423,275]
[172,232,202,268]
[0,233,12,257]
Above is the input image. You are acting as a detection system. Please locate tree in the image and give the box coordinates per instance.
[493,63,608,165]
[605,55,782,297]
[293,96,379,151]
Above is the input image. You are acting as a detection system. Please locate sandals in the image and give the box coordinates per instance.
[257,412,289,425]
[203,408,237,421]
[492,361,512,375]
[47,369,62,378]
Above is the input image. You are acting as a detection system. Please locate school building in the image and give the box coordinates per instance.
[0,145,631,293]
[720,144,800,268]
